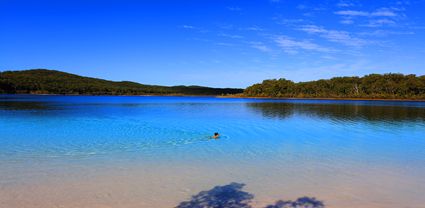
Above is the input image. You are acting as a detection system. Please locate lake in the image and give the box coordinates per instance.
[1,95,424,208]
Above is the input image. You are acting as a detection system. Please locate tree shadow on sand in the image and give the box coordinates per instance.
[176,183,324,208]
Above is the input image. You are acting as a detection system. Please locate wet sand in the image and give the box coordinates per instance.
[1,158,424,208]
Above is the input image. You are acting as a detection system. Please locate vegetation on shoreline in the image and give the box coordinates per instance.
[0,69,243,95]
[2,69,425,99]
[244,73,425,99]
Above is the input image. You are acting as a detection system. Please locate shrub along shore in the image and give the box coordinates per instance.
[0,69,243,96]
[243,73,425,100]
[1,69,424,100]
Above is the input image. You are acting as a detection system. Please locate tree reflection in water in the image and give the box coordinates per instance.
[246,102,425,123]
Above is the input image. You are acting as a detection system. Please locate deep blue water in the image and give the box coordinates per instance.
[1,95,425,208]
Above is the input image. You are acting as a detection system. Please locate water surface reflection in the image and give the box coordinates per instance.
[246,102,425,123]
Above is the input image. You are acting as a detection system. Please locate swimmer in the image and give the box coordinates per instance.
[212,132,220,139]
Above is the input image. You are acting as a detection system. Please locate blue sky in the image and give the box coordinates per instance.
[1,0,425,88]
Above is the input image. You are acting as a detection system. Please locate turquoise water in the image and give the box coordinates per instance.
[1,95,425,208]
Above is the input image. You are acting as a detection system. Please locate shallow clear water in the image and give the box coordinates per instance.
[1,95,425,208]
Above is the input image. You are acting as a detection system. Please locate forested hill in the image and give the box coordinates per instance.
[0,69,243,95]
[244,74,425,99]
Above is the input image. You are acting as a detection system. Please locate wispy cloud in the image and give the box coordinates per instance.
[335,8,399,17]
[335,10,369,16]
[297,4,308,10]
[216,23,234,30]
[299,25,368,47]
[190,37,212,42]
[275,18,308,27]
[337,0,355,8]
[282,60,381,82]
[363,19,396,27]
[218,33,244,39]
[274,36,332,54]
[340,19,354,24]
[358,29,415,37]
[181,25,196,29]
[371,8,398,17]
[215,42,236,47]
[227,7,242,12]
[249,41,272,52]
[242,26,264,31]
[179,25,209,33]
[334,7,403,27]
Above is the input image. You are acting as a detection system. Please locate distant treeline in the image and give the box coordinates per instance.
[244,74,425,99]
[0,69,243,95]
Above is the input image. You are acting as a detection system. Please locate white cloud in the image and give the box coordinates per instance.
[371,8,398,17]
[358,30,414,37]
[334,6,407,27]
[337,1,355,8]
[299,25,367,47]
[335,8,399,17]
[217,23,234,30]
[274,36,332,54]
[243,26,264,31]
[276,18,307,26]
[363,19,396,27]
[335,10,369,16]
[181,25,196,29]
[227,7,242,11]
[281,61,377,82]
[180,25,210,33]
[218,33,244,39]
[249,42,272,52]
[215,42,235,47]
[297,4,307,10]
[340,19,354,24]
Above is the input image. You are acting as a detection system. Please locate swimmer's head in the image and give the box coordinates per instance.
[212,132,220,139]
